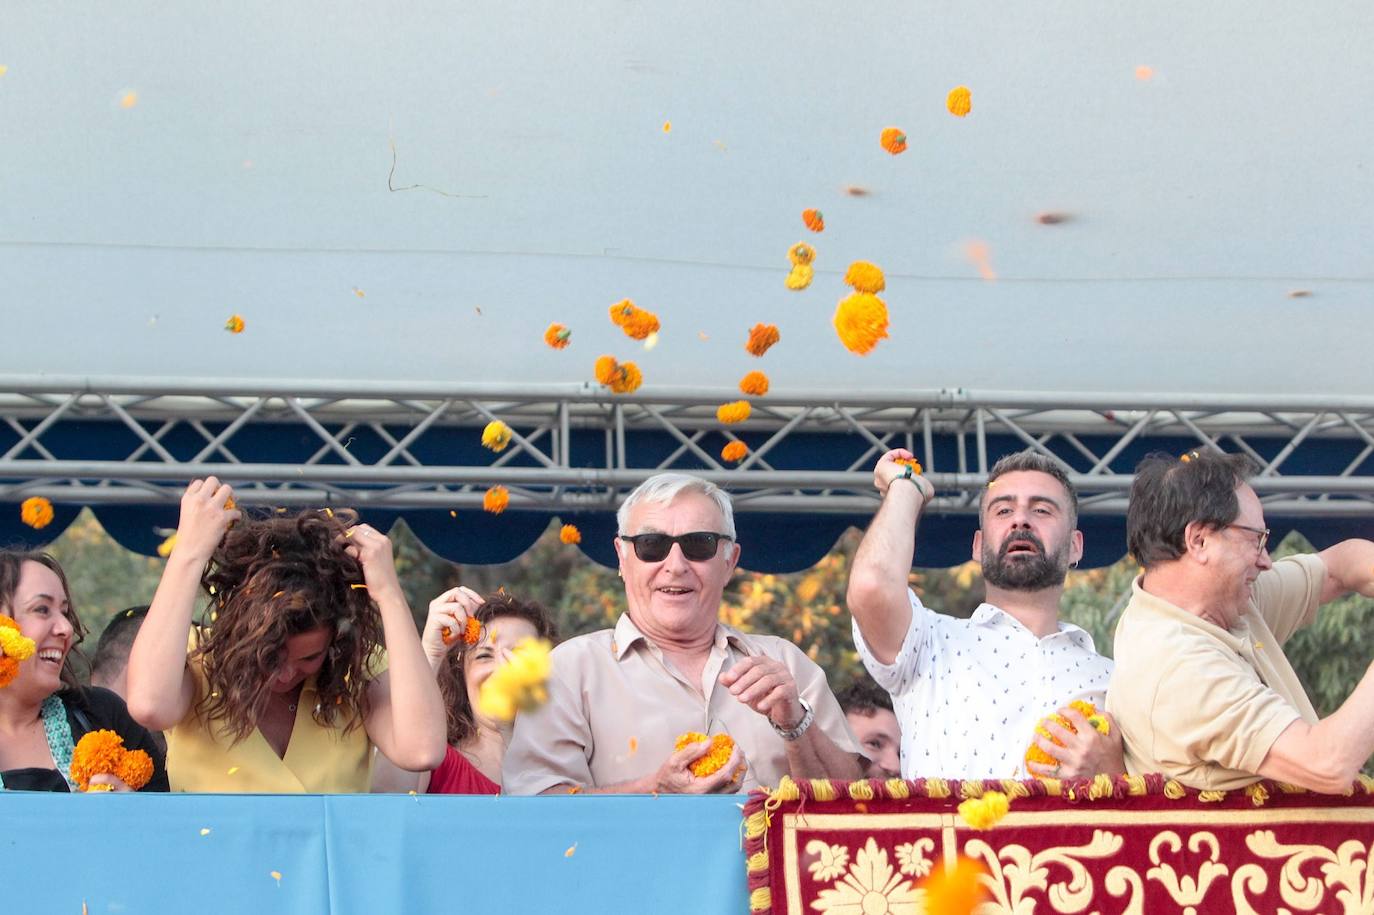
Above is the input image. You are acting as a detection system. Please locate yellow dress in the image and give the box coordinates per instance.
[166,638,381,793]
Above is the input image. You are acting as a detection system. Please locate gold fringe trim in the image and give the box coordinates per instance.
[925,778,951,799]
[1198,789,1227,803]
[811,779,839,802]
[745,809,771,840]
[772,776,800,804]
[749,887,772,912]
[1275,781,1307,794]
[1245,783,1269,807]
[746,851,769,874]
[848,780,875,801]
[1086,774,1116,800]
[1124,775,1149,796]
[885,778,911,799]
[1000,779,1033,799]
[959,780,985,799]
[1163,780,1187,800]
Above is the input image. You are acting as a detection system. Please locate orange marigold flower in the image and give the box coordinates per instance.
[609,299,635,326]
[1025,700,1111,773]
[788,242,816,266]
[481,420,513,453]
[0,614,37,689]
[893,457,923,475]
[721,441,748,463]
[833,292,890,355]
[483,485,510,515]
[224,314,245,334]
[594,355,620,385]
[738,371,770,396]
[744,323,780,357]
[784,264,813,291]
[802,208,824,232]
[844,260,885,294]
[717,401,752,424]
[919,856,990,914]
[611,361,643,394]
[947,85,972,117]
[544,323,572,349]
[70,730,129,792]
[879,126,907,155]
[20,496,54,530]
[620,308,660,341]
[675,731,735,777]
[114,749,155,791]
[559,524,582,545]
[462,615,482,646]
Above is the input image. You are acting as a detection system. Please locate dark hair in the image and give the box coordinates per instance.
[193,508,384,743]
[0,549,88,690]
[981,450,1079,527]
[91,605,150,683]
[836,679,893,718]
[1127,450,1256,567]
[436,592,557,746]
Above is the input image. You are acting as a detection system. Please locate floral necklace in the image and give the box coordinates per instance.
[0,695,77,791]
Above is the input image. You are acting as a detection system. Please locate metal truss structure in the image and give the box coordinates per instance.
[2,374,1374,517]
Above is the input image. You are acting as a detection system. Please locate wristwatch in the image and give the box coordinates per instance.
[771,697,815,742]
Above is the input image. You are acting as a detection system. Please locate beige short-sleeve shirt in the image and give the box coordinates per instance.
[501,613,861,795]
[1108,554,1324,791]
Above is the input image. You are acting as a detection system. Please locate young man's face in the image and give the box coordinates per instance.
[973,470,1083,591]
[846,707,901,779]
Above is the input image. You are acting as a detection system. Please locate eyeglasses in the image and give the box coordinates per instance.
[618,531,732,562]
[1227,523,1270,553]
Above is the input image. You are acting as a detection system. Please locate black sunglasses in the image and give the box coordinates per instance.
[618,531,732,562]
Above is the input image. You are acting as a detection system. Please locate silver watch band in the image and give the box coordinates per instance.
[772,697,815,741]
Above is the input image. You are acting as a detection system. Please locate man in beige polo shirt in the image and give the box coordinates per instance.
[1109,449,1374,792]
[502,472,863,795]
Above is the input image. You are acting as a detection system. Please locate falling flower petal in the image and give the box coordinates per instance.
[483,485,510,515]
[224,314,245,334]
[20,496,54,529]
[946,85,972,117]
[833,293,890,355]
[227,766,240,776]
[1036,211,1072,225]
[119,90,138,109]
[200,828,211,836]
[270,871,282,885]
[628,737,638,755]
[1135,65,1154,81]
[481,420,514,453]
[564,844,577,858]
[964,240,997,281]
[352,287,366,298]
[662,121,671,133]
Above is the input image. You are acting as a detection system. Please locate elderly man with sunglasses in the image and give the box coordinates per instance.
[1109,450,1374,793]
[502,473,863,795]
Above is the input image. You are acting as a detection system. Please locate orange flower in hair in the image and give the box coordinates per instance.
[559,524,582,545]
[224,314,245,334]
[21,496,54,530]
[721,441,748,463]
[0,614,37,689]
[844,260,886,294]
[744,324,780,357]
[483,485,509,515]
[717,401,752,424]
[802,209,824,232]
[947,85,972,117]
[739,371,770,396]
[879,127,907,155]
[70,729,154,791]
[544,323,572,349]
[833,292,890,355]
[675,732,735,777]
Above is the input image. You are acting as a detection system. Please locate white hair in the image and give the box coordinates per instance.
[616,473,736,539]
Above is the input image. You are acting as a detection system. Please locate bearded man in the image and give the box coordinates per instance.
[845,449,1121,779]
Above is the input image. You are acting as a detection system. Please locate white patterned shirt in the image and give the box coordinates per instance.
[853,590,1113,779]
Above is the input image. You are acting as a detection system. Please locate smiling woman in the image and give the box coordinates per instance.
[0,550,168,792]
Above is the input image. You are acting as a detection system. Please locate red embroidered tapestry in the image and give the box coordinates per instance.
[742,775,1374,914]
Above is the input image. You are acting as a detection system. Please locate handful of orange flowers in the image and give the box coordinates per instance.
[70,729,155,792]
[1025,700,1111,776]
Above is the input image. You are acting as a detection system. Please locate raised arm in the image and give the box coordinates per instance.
[845,449,934,664]
[126,477,239,730]
[1315,539,1374,604]
[351,525,448,772]
[1259,660,1374,793]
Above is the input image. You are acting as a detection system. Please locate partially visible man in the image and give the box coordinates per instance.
[846,448,1120,780]
[1109,450,1374,793]
[503,473,864,795]
[90,606,151,699]
[837,681,902,779]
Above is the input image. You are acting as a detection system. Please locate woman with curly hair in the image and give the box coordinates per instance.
[126,477,446,792]
[0,550,168,792]
[371,587,556,794]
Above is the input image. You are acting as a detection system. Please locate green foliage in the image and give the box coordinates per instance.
[45,509,164,649]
